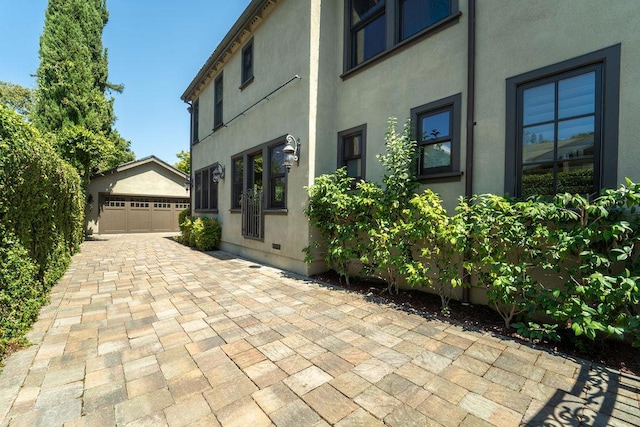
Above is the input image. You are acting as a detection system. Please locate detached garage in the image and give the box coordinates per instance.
[86,156,190,235]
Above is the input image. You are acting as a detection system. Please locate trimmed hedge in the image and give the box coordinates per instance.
[178,212,221,252]
[0,105,84,360]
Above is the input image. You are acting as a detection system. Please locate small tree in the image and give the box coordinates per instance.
[363,119,418,294]
[404,190,465,312]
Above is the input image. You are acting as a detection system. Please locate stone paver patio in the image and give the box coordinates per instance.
[0,233,639,426]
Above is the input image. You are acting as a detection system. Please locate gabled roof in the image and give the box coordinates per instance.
[181,0,278,102]
[91,155,187,180]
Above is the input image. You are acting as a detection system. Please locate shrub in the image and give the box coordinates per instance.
[304,168,372,285]
[0,105,84,362]
[179,216,221,251]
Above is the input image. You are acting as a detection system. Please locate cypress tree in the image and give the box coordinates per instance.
[33,0,133,182]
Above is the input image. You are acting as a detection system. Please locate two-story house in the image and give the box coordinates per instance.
[181,0,640,279]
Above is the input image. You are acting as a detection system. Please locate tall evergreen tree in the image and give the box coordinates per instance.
[33,0,133,183]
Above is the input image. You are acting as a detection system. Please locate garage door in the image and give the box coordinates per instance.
[100,195,190,234]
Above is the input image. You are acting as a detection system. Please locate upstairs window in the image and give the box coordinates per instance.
[350,0,387,67]
[345,0,457,71]
[214,73,223,129]
[241,39,254,87]
[191,99,199,144]
[400,0,452,40]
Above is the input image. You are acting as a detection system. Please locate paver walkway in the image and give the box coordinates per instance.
[0,234,638,427]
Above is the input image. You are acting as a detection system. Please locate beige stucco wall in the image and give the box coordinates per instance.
[86,160,188,234]
[188,0,640,279]
[191,0,314,275]
[473,0,640,196]
[330,1,469,212]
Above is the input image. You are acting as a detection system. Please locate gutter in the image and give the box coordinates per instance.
[462,0,476,304]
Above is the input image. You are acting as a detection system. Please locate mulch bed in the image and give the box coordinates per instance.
[312,270,640,376]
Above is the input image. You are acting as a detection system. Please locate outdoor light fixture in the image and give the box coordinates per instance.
[283,134,300,171]
[212,163,225,183]
[184,177,191,192]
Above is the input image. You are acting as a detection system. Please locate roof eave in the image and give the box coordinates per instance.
[181,0,273,102]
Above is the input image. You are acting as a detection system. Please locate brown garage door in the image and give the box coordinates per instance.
[100,195,190,234]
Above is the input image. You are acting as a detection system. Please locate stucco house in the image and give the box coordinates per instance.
[181,0,640,278]
[86,156,190,234]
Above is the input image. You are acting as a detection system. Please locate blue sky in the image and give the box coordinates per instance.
[0,0,251,165]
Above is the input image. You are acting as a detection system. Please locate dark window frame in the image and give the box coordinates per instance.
[505,44,621,198]
[343,0,460,76]
[193,164,220,212]
[411,93,462,182]
[191,99,199,145]
[240,38,254,89]
[230,135,290,213]
[214,73,224,130]
[338,124,367,181]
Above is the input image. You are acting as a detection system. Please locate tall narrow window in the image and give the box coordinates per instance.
[399,0,451,40]
[241,39,254,87]
[214,73,223,129]
[191,99,199,144]
[506,45,620,199]
[411,93,461,179]
[338,125,367,181]
[350,0,386,67]
[269,144,286,208]
[232,157,244,209]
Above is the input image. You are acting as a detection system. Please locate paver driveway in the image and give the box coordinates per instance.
[1,234,639,426]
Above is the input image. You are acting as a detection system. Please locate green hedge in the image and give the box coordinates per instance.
[0,105,84,360]
[305,119,640,347]
[178,213,221,252]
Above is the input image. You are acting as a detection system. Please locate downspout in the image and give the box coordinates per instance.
[186,101,193,210]
[462,0,475,304]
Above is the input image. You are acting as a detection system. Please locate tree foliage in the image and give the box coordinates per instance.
[175,150,190,175]
[0,81,33,116]
[33,0,133,181]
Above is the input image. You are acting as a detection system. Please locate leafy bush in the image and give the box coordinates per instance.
[304,168,370,285]
[404,190,466,312]
[0,230,42,358]
[192,217,222,251]
[460,195,559,328]
[545,181,640,344]
[178,214,221,251]
[0,105,84,361]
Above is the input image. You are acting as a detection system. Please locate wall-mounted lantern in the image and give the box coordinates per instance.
[212,163,225,183]
[184,177,191,192]
[283,134,300,171]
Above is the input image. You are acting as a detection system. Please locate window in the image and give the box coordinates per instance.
[338,125,367,180]
[231,136,289,212]
[232,157,244,209]
[269,144,286,208]
[505,45,621,199]
[191,99,199,144]
[411,93,461,179]
[399,0,452,40]
[214,73,223,129]
[345,0,458,71]
[350,0,387,67]
[241,39,254,87]
[194,164,219,211]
